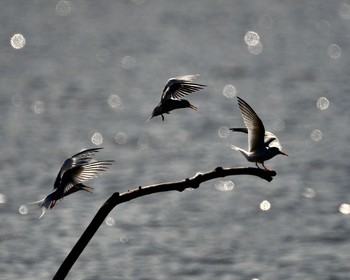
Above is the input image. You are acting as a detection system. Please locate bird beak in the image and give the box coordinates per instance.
[145,115,154,123]
[280,151,288,156]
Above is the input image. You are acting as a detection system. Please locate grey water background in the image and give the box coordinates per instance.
[1,0,350,279]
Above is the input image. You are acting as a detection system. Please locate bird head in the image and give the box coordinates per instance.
[269,147,288,157]
[146,105,164,122]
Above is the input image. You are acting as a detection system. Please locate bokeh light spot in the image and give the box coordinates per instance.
[339,3,350,20]
[260,200,271,211]
[0,194,7,204]
[11,93,23,107]
[310,129,322,142]
[244,31,260,46]
[121,56,136,70]
[120,235,129,243]
[91,132,103,145]
[248,41,263,55]
[55,0,74,16]
[137,137,149,150]
[302,187,316,199]
[10,34,26,49]
[258,14,273,29]
[19,205,28,215]
[218,126,230,139]
[106,216,115,226]
[339,203,350,215]
[222,84,236,98]
[316,97,329,110]
[327,44,341,59]
[107,94,122,109]
[32,101,45,114]
[115,132,127,144]
[315,20,331,35]
[215,180,234,191]
[96,49,111,63]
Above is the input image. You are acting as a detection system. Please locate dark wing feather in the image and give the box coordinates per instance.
[161,74,206,101]
[237,97,266,152]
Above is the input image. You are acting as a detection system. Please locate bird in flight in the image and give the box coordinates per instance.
[30,147,114,218]
[147,74,206,122]
[228,96,287,170]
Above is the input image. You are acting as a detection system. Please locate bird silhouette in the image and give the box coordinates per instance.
[147,74,206,121]
[228,96,288,170]
[30,147,114,218]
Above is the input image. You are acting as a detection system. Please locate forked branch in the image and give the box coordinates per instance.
[53,167,276,280]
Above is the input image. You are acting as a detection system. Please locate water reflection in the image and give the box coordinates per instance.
[115,132,127,144]
[244,31,260,46]
[91,132,103,145]
[316,97,329,110]
[106,216,115,226]
[121,56,136,70]
[55,0,74,16]
[222,84,236,99]
[339,203,350,215]
[302,187,316,199]
[258,14,273,29]
[10,34,26,49]
[338,3,350,20]
[327,44,341,59]
[310,129,322,142]
[217,126,230,139]
[19,205,28,215]
[260,200,271,211]
[0,194,7,204]
[215,180,234,191]
[32,101,45,114]
[248,41,263,55]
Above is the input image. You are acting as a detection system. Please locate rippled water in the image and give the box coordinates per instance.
[1,1,350,279]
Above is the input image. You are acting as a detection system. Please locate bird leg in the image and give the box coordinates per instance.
[262,162,272,171]
[161,114,164,121]
[50,200,56,209]
[255,162,261,169]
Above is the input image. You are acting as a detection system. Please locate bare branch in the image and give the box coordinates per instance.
[53,167,276,280]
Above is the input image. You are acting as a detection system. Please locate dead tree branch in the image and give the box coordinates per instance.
[53,167,276,280]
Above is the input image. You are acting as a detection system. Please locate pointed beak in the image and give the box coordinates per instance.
[280,151,288,156]
[145,115,154,123]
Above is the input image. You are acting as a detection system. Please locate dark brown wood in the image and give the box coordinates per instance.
[53,167,276,280]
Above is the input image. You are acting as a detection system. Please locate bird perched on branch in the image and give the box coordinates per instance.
[147,74,206,122]
[228,96,288,170]
[30,148,114,218]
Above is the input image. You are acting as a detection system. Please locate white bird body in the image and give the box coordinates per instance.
[229,97,287,170]
[30,148,114,218]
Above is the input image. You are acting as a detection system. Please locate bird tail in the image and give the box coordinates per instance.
[81,184,94,193]
[28,196,52,219]
[189,103,197,110]
[227,143,239,151]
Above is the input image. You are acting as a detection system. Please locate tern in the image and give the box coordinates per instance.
[228,96,288,170]
[30,147,114,218]
[147,74,206,121]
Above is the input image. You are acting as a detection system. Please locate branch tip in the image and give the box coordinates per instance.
[215,166,223,172]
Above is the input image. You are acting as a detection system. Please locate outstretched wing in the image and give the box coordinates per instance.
[161,74,206,101]
[237,97,266,153]
[54,148,105,189]
[230,128,277,147]
[61,160,114,194]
